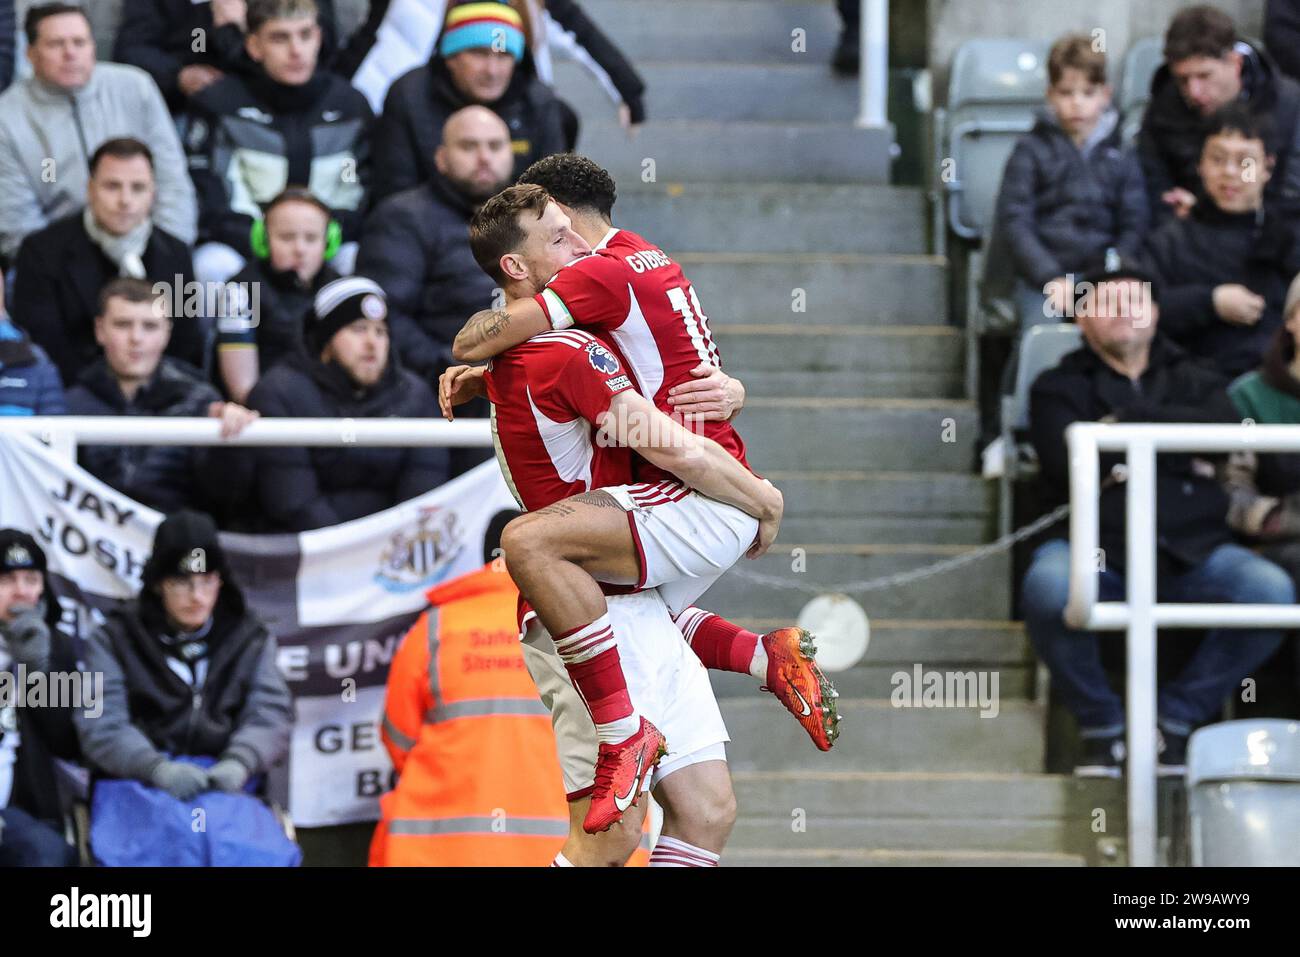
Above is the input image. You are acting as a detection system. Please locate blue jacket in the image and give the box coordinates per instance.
[0,316,66,415]
[994,108,1149,289]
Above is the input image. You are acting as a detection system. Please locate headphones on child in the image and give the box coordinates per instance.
[250,188,343,261]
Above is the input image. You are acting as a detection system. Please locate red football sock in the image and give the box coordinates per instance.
[676,607,759,675]
[552,615,634,726]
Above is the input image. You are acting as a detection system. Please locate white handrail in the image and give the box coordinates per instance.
[0,416,493,448]
[856,0,889,129]
[1065,421,1300,868]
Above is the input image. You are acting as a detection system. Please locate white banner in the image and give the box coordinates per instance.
[0,433,518,826]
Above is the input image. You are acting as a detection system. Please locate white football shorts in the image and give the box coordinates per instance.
[603,481,759,617]
[519,587,729,800]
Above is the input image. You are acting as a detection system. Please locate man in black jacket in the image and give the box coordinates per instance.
[12,137,202,387]
[185,0,372,283]
[75,510,293,803]
[357,106,509,477]
[370,1,567,205]
[248,276,448,531]
[65,278,259,517]
[1021,266,1292,777]
[114,0,340,113]
[1140,106,1300,378]
[1265,0,1300,83]
[1138,5,1300,224]
[357,106,508,382]
[0,530,80,866]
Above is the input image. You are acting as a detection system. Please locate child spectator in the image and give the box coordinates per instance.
[216,188,341,403]
[1140,106,1300,378]
[994,33,1148,327]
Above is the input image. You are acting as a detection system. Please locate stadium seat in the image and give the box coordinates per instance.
[1118,37,1163,147]
[941,38,1050,242]
[1187,720,1300,866]
[998,323,1082,534]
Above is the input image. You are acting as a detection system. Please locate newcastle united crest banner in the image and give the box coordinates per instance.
[0,433,519,826]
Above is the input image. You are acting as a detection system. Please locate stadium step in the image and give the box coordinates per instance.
[723,849,1087,866]
[722,772,1126,865]
[737,399,978,473]
[613,183,925,252]
[710,618,1035,698]
[717,325,964,399]
[555,61,861,123]
[576,0,842,63]
[758,470,995,543]
[717,698,1045,772]
[701,545,1013,622]
[676,253,949,326]
[575,120,894,185]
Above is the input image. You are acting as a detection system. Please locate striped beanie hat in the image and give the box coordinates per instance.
[440,2,526,62]
[309,276,389,350]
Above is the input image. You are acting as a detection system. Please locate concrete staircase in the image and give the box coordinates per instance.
[556,0,1125,866]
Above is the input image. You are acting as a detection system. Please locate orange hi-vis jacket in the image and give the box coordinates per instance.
[369,563,649,866]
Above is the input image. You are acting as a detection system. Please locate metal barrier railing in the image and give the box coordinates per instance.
[1066,422,1300,867]
[0,417,494,461]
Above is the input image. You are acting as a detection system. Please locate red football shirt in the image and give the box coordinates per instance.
[533,228,750,483]
[484,328,639,513]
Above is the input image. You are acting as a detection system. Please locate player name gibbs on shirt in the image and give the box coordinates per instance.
[50,887,151,937]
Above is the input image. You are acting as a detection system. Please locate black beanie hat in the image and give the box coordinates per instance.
[0,529,47,574]
[142,510,228,588]
[308,276,389,353]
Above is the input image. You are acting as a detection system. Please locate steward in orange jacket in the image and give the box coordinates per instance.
[369,562,649,866]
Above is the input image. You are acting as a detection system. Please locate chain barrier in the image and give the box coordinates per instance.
[728,503,1071,595]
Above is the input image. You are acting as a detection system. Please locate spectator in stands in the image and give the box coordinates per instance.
[0,530,80,866]
[1224,275,1300,574]
[1140,107,1300,379]
[0,3,197,263]
[12,137,203,387]
[371,0,567,204]
[114,0,340,113]
[1138,5,1300,225]
[75,509,293,806]
[342,0,644,147]
[185,0,372,284]
[357,106,508,381]
[1265,0,1300,83]
[65,278,259,515]
[357,105,510,477]
[994,34,1148,326]
[1021,265,1292,777]
[0,0,15,93]
[247,276,448,531]
[0,272,65,415]
[216,188,341,403]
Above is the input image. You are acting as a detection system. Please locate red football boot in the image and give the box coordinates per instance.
[583,717,668,834]
[760,627,840,751]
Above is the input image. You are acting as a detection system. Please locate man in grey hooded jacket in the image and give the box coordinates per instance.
[0,3,196,262]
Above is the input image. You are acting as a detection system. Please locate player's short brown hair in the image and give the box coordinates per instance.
[470,184,552,284]
[1048,34,1107,87]
[1164,5,1237,64]
[97,277,166,319]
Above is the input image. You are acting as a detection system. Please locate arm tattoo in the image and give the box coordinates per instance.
[465,309,511,347]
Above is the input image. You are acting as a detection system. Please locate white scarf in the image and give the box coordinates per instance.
[82,206,152,279]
